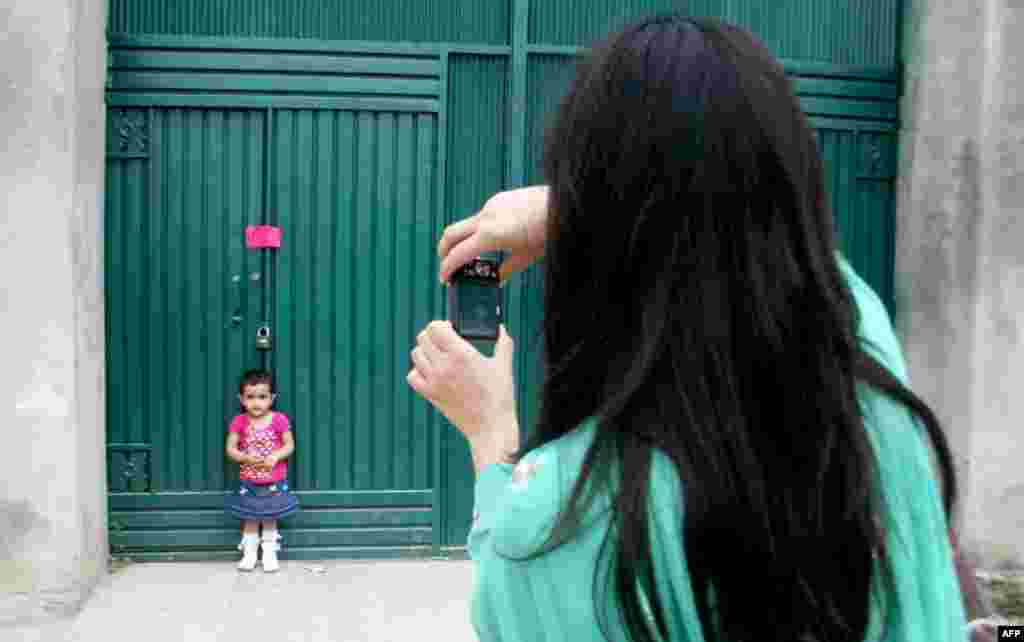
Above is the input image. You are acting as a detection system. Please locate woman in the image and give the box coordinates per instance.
[409,15,971,641]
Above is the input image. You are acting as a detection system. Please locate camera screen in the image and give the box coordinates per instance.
[458,280,501,338]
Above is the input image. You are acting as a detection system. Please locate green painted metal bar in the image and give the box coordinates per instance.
[336,111,356,491]
[110,508,434,530]
[790,77,900,101]
[312,110,333,490]
[352,111,375,493]
[165,107,185,490]
[205,108,226,488]
[523,44,898,82]
[112,528,433,549]
[111,50,442,76]
[108,33,502,56]
[506,0,529,187]
[184,108,204,490]
[107,93,441,114]
[373,113,396,492]
[809,117,897,133]
[393,111,415,492]
[107,0,511,46]
[524,44,581,56]
[798,96,898,122]
[113,547,436,563]
[432,50,451,556]
[109,71,442,97]
[109,489,435,511]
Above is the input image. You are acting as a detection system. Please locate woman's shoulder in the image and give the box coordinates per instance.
[837,253,909,383]
[490,419,603,555]
[489,419,684,555]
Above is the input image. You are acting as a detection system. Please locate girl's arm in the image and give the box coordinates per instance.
[225,432,258,465]
[265,431,295,467]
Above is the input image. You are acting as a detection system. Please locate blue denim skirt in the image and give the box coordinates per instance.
[224,479,299,521]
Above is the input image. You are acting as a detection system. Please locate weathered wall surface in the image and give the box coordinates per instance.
[899,0,1024,569]
[0,0,108,625]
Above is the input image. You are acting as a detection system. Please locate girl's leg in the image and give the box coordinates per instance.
[260,519,280,572]
[237,520,260,571]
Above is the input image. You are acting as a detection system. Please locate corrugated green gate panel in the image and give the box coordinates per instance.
[107,41,443,112]
[106,44,447,559]
[529,0,901,68]
[108,0,511,44]
[272,108,440,495]
[106,106,267,495]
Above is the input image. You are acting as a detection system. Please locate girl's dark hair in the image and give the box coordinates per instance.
[524,14,957,642]
[239,368,274,395]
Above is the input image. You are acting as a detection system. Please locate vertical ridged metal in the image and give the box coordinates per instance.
[108,0,510,44]
[817,128,897,312]
[106,107,266,491]
[528,0,900,68]
[273,108,439,494]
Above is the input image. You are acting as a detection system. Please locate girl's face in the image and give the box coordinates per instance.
[239,383,275,418]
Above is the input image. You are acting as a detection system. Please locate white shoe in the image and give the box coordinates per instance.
[237,534,259,572]
[260,532,281,573]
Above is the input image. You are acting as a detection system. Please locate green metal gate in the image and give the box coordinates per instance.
[105,0,904,560]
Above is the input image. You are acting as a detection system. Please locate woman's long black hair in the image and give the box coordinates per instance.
[521,14,958,642]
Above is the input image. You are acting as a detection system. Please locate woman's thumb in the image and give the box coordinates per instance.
[495,325,515,362]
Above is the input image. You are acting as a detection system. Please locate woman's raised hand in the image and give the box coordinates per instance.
[437,185,550,285]
[407,321,520,472]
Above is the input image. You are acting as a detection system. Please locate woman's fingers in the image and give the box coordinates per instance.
[438,216,488,284]
[424,320,471,356]
[416,326,446,365]
[410,346,432,375]
[439,238,490,285]
[438,215,478,260]
[406,369,436,405]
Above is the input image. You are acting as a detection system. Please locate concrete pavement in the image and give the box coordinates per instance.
[5,559,478,642]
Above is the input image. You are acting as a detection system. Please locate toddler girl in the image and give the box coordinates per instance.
[224,368,299,571]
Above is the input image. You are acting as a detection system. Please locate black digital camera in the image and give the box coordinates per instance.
[447,258,502,341]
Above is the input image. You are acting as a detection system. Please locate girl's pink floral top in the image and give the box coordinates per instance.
[229,412,291,483]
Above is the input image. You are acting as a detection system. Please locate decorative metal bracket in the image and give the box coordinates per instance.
[107,108,149,159]
[857,132,896,182]
[107,444,152,492]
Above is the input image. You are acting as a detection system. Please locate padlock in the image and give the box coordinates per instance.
[255,326,273,351]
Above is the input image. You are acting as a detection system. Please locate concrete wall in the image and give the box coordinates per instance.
[0,0,108,626]
[899,0,1024,570]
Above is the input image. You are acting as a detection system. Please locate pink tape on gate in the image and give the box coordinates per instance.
[245,225,282,249]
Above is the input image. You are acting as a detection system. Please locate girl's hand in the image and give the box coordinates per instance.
[262,454,279,470]
[437,186,550,285]
[407,321,520,471]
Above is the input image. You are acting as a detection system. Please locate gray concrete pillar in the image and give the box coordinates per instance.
[0,0,109,625]
[899,0,1024,569]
